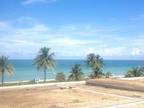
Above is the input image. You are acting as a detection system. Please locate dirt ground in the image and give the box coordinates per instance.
[0,79,144,108]
[0,86,134,108]
[79,84,144,98]
[126,103,144,108]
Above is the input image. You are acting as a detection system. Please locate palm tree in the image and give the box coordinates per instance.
[34,47,55,82]
[125,67,144,77]
[86,53,104,78]
[0,56,14,86]
[68,64,84,81]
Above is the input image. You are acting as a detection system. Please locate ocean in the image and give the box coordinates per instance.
[3,60,144,81]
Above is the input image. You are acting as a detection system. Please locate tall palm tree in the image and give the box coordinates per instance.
[0,56,14,86]
[125,67,144,77]
[86,53,104,78]
[34,47,55,82]
[68,64,84,81]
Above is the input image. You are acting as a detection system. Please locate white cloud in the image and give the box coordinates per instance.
[22,0,56,5]
[131,48,144,56]
[0,17,144,59]
[15,16,38,26]
[17,16,34,23]
[49,38,82,46]
[56,25,119,37]
[84,47,124,58]
[0,21,12,30]
[0,22,8,28]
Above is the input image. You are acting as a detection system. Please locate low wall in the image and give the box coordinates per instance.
[86,79,144,92]
[0,81,86,91]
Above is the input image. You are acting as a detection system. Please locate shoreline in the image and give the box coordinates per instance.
[2,75,144,84]
[3,79,55,84]
[3,74,125,84]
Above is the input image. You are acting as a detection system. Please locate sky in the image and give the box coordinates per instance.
[0,0,144,60]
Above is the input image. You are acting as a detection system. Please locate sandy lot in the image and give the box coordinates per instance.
[130,103,144,108]
[0,79,144,108]
[79,84,144,98]
[0,85,136,108]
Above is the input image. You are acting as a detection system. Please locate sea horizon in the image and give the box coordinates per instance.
[9,59,144,61]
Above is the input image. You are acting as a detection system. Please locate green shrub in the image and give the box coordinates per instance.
[125,66,144,77]
[56,72,66,82]
[105,71,112,78]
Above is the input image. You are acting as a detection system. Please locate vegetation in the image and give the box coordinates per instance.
[0,56,15,86]
[68,64,84,81]
[56,72,66,82]
[105,71,112,78]
[34,47,55,82]
[1,47,144,87]
[125,66,144,77]
[86,53,104,78]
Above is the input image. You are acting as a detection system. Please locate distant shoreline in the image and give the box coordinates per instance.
[2,76,144,85]
[3,74,124,84]
[3,79,55,84]
[0,76,144,89]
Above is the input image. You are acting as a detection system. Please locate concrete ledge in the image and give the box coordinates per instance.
[0,81,86,91]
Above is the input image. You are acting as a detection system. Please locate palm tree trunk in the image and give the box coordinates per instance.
[44,69,46,83]
[1,71,4,87]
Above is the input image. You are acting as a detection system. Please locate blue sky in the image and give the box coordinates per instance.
[0,0,144,59]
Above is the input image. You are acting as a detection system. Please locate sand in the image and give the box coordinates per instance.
[0,85,135,108]
[0,79,144,108]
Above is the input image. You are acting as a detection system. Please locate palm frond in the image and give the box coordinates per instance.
[68,64,84,81]
[0,56,15,76]
[33,47,55,71]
